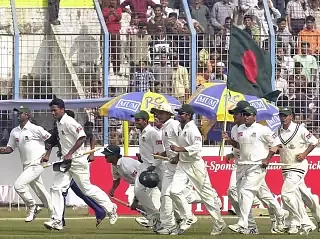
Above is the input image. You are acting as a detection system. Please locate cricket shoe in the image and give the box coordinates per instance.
[44,218,63,231]
[228,224,249,234]
[248,227,259,234]
[210,221,226,235]
[271,221,280,233]
[287,226,299,234]
[107,203,118,225]
[276,216,285,232]
[300,224,317,235]
[156,225,179,235]
[178,218,194,234]
[135,217,151,228]
[153,220,162,232]
[25,206,41,222]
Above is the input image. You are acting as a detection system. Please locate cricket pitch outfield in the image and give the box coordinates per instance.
[0,208,317,239]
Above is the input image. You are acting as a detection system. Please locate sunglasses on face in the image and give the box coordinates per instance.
[242,112,253,117]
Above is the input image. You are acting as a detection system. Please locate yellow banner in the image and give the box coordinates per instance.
[15,0,94,8]
[0,0,10,7]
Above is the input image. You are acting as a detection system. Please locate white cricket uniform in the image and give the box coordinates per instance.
[234,122,281,229]
[7,121,53,213]
[170,120,225,229]
[134,124,163,222]
[278,122,319,228]
[229,125,284,229]
[159,118,197,229]
[50,114,114,221]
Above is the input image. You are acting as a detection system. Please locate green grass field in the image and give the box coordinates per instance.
[0,208,318,239]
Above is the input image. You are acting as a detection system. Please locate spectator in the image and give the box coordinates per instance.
[129,61,155,92]
[153,54,172,94]
[193,19,206,33]
[272,0,285,16]
[239,0,258,13]
[48,0,60,25]
[211,0,236,32]
[123,13,139,63]
[276,18,295,53]
[171,55,190,103]
[190,0,212,33]
[276,46,294,80]
[166,12,182,34]
[103,0,122,76]
[149,26,174,64]
[209,62,227,81]
[298,15,320,55]
[120,0,156,23]
[126,13,140,35]
[293,41,318,82]
[129,21,151,73]
[147,0,178,19]
[288,62,308,92]
[148,4,167,35]
[215,17,232,51]
[286,0,308,35]
[307,0,320,29]
[242,15,260,43]
[275,67,288,94]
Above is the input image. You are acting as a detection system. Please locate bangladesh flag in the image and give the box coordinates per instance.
[227,26,280,102]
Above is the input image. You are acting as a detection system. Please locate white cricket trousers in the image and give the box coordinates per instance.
[14,164,53,213]
[170,159,224,228]
[236,164,267,229]
[51,156,114,221]
[160,162,197,228]
[134,162,161,222]
[230,165,283,228]
[299,181,320,223]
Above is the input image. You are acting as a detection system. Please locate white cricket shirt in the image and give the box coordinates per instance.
[278,122,318,172]
[230,124,240,163]
[56,114,86,156]
[139,124,164,166]
[177,120,202,162]
[111,156,141,185]
[162,118,180,171]
[7,121,51,166]
[234,122,281,162]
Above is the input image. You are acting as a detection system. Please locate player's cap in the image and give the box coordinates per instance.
[229,101,250,115]
[131,110,150,121]
[175,104,195,115]
[101,145,121,156]
[13,105,31,114]
[279,107,292,116]
[150,104,174,115]
[241,106,257,115]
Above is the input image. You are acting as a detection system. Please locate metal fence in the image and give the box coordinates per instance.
[3,0,320,146]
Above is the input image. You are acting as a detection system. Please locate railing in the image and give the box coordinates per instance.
[6,0,319,147]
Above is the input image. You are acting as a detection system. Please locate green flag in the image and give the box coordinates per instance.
[227,26,280,101]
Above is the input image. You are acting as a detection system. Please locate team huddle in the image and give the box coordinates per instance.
[0,98,319,235]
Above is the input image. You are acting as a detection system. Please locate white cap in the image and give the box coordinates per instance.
[151,103,174,115]
[216,62,225,67]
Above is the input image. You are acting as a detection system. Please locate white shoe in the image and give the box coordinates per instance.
[135,217,151,228]
[276,216,285,232]
[25,206,41,222]
[248,227,259,234]
[288,226,299,234]
[156,226,179,235]
[210,221,226,235]
[271,221,279,234]
[44,219,63,231]
[191,215,198,224]
[108,204,118,225]
[228,224,248,234]
[300,224,316,235]
[179,218,194,233]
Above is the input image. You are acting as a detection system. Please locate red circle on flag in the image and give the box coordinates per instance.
[241,50,258,84]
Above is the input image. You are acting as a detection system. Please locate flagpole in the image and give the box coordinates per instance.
[220,89,229,161]
[123,121,129,156]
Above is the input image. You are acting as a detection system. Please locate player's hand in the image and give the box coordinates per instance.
[63,153,73,161]
[225,153,234,163]
[170,145,181,152]
[170,155,179,164]
[221,132,230,141]
[109,189,115,197]
[261,159,269,168]
[41,155,50,163]
[87,154,95,162]
[296,153,306,161]
[136,153,143,163]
